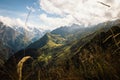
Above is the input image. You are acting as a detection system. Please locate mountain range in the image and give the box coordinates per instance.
[0,19,119,80]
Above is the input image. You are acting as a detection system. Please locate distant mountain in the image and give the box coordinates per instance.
[9,24,48,42]
[51,24,85,37]
[0,21,48,62]
[0,21,48,50]
[0,21,30,52]
[27,24,86,49]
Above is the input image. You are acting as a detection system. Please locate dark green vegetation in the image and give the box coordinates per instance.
[0,20,120,80]
[0,41,12,66]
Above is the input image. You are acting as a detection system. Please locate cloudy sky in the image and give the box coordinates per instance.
[0,0,120,30]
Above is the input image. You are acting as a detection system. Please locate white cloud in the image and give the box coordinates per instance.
[0,16,50,30]
[39,14,75,29]
[1,0,120,30]
[40,0,63,15]
[40,0,120,27]
[26,6,36,12]
[0,16,25,27]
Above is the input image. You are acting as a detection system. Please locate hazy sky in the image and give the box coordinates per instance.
[0,0,120,30]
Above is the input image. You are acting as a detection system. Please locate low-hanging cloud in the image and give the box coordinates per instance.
[0,16,25,27]
[39,14,75,29]
[0,16,51,30]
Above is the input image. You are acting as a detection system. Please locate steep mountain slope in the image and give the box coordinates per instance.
[0,41,13,66]
[0,20,48,51]
[27,33,65,49]
[0,21,30,52]
[0,21,48,58]
[31,23,119,80]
